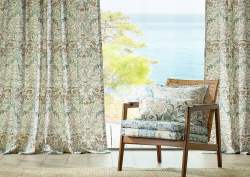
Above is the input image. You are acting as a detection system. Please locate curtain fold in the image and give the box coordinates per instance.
[0,0,108,154]
[205,0,250,154]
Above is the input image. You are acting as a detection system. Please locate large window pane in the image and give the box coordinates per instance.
[101,0,205,124]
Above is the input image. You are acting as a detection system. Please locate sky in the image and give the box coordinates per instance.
[100,0,205,14]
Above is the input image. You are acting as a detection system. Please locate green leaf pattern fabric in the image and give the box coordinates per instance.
[0,0,107,154]
[121,120,208,135]
[120,128,208,143]
[205,0,250,154]
[135,97,195,124]
[150,84,208,126]
[150,84,208,106]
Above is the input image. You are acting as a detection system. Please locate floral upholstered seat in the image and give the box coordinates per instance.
[120,120,208,143]
[120,128,208,143]
[121,120,208,134]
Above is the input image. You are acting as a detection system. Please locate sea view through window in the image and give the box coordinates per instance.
[101,0,205,123]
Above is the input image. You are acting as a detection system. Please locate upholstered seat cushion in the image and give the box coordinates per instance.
[120,128,208,143]
[121,120,208,135]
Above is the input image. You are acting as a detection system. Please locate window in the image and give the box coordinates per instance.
[101,0,205,148]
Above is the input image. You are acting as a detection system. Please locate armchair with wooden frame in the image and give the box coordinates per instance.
[117,79,222,177]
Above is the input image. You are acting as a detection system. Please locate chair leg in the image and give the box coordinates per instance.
[181,147,189,177]
[118,136,125,171]
[217,144,222,168]
[181,107,191,177]
[156,145,161,163]
[215,109,222,168]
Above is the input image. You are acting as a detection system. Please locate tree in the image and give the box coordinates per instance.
[101,11,159,92]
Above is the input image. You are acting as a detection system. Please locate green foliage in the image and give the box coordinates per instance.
[101,11,159,91]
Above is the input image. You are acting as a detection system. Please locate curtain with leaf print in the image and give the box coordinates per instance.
[0,0,108,154]
[205,0,250,154]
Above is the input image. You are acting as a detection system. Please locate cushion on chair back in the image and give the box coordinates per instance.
[150,84,208,126]
[166,84,210,126]
[134,97,195,123]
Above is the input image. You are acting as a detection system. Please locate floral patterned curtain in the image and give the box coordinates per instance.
[0,0,108,154]
[205,0,250,154]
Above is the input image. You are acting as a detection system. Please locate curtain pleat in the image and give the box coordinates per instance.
[0,0,108,154]
[205,0,250,154]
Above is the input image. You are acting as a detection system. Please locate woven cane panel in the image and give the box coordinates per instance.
[166,79,219,140]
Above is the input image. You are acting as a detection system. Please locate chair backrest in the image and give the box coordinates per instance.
[166,78,219,141]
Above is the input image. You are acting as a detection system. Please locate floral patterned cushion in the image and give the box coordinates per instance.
[168,84,209,89]
[150,84,208,104]
[150,84,208,125]
[135,97,195,123]
[121,120,208,135]
[120,128,208,143]
[168,84,209,127]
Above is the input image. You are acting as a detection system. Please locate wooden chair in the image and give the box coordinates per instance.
[117,79,221,177]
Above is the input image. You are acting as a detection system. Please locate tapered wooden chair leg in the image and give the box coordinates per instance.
[217,145,222,168]
[156,145,161,163]
[118,136,125,171]
[215,109,222,168]
[181,148,189,177]
[182,108,191,177]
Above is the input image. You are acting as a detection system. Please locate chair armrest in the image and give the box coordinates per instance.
[122,102,139,121]
[127,102,139,108]
[188,104,219,112]
[184,104,220,144]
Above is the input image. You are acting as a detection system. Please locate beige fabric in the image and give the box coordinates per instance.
[0,168,249,177]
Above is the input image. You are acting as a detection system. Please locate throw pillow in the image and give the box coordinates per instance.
[135,97,195,123]
[150,84,208,125]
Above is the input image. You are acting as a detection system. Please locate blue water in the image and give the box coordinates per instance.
[106,14,205,101]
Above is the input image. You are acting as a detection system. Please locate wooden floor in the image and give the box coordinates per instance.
[0,150,250,169]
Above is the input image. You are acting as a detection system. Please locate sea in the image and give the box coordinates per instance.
[105,14,205,101]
